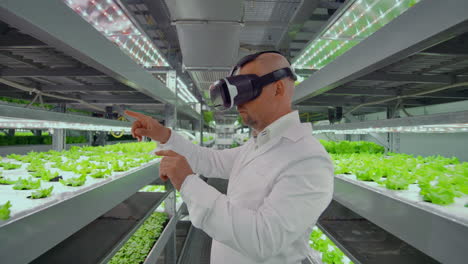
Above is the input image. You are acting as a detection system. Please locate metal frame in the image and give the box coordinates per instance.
[98,191,172,264]
[0,140,135,156]
[313,110,468,133]
[176,224,212,264]
[0,0,200,120]
[0,161,161,264]
[333,174,468,264]
[143,204,185,264]
[293,0,468,104]
[31,191,170,264]
[316,223,361,264]
[0,103,131,131]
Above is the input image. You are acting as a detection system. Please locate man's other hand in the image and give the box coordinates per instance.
[125,110,171,143]
[156,150,194,190]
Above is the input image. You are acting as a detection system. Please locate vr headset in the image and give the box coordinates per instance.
[209,50,297,111]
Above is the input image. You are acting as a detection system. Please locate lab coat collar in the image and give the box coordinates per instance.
[255,110,301,148]
[243,111,310,168]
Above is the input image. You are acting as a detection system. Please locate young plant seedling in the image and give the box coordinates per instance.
[13,178,41,190]
[60,174,87,187]
[27,162,44,172]
[0,177,16,185]
[89,169,111,179]
[28,186,54,199]
[0,201,12,220]
[1,162,22,170]
[30,168,58,180]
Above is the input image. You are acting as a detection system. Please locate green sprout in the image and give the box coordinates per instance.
[0,201,12,220]
[60,174,87,187]
[13,178,41,190]
[29,186,54,199]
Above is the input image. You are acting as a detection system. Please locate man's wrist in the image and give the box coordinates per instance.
[160,128,171,144]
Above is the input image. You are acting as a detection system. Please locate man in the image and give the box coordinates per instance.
[126,51,334,264]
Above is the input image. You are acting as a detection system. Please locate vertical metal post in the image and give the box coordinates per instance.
[386,106,400,153]
[164,181,177,264]
[52,103,66,151]
[344,113,389,149]
[166,71,178,129]
[199,103,204,147]
[165,104,176,129]
[87,131,93,146]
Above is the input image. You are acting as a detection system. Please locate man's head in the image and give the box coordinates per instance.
[235,52,295,132]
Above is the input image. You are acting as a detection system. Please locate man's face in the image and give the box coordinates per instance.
[235,63,277,131]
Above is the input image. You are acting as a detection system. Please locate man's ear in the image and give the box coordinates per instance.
[275,80,286,96]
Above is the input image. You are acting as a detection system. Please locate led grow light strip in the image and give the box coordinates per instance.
[0,117,131,132]
[177,78,198,103]
[293,0,420,70]
[310,0,403,70]
[64,0,200,106]
[64,0,169,68]
[294,0,381,68]
[313,123,468,134]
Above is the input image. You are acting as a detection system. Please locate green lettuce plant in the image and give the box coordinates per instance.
[89,169,111,179]
[31,169,59,182]
[0,201,12,220]
[0,177,16,185]
[13,178,41,190]
[320,140,385,154]
[330,147,467,206]
[27,161,44,172]
[6,153,23,161]
[1,162,22,170]
[29,186,54,199]
[60,175,87,187]
[73,164,96,175]
[57,162,77,172]
[94,163,109,170]
[109,212,167,264]
[309,226,353,264]
[420,185,456,205]
[111,161,128,172]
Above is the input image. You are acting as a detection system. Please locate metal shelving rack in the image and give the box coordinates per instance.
[0,1,207,264]
[312,110,468,134]
[292,0,468,263]
[0,161,176,263]
[0,104,181,264]
[0,0,201,121]
[333,174,468,264]
[31,190,172,264]
[0,104,132,132]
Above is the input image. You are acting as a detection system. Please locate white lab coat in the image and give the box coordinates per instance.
[159,111,334,264]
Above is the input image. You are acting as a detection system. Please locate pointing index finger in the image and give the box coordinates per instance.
[124,110,147,120]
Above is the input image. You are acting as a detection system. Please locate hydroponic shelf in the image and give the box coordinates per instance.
[142,204,186,264]
[0,160,161,264]
[0,104,131,132]
[31,191,169,264]
[334,173,468,264]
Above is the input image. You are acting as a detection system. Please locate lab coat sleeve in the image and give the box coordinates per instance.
[158,130,242,179]
[180,154,334,262]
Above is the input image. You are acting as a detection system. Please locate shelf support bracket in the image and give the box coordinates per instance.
[344,113,390,150]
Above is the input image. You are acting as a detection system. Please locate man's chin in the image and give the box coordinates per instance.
[242,117,256,128]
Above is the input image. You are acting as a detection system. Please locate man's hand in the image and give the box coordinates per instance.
[156,150,194,191]
[125,110,171,143]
